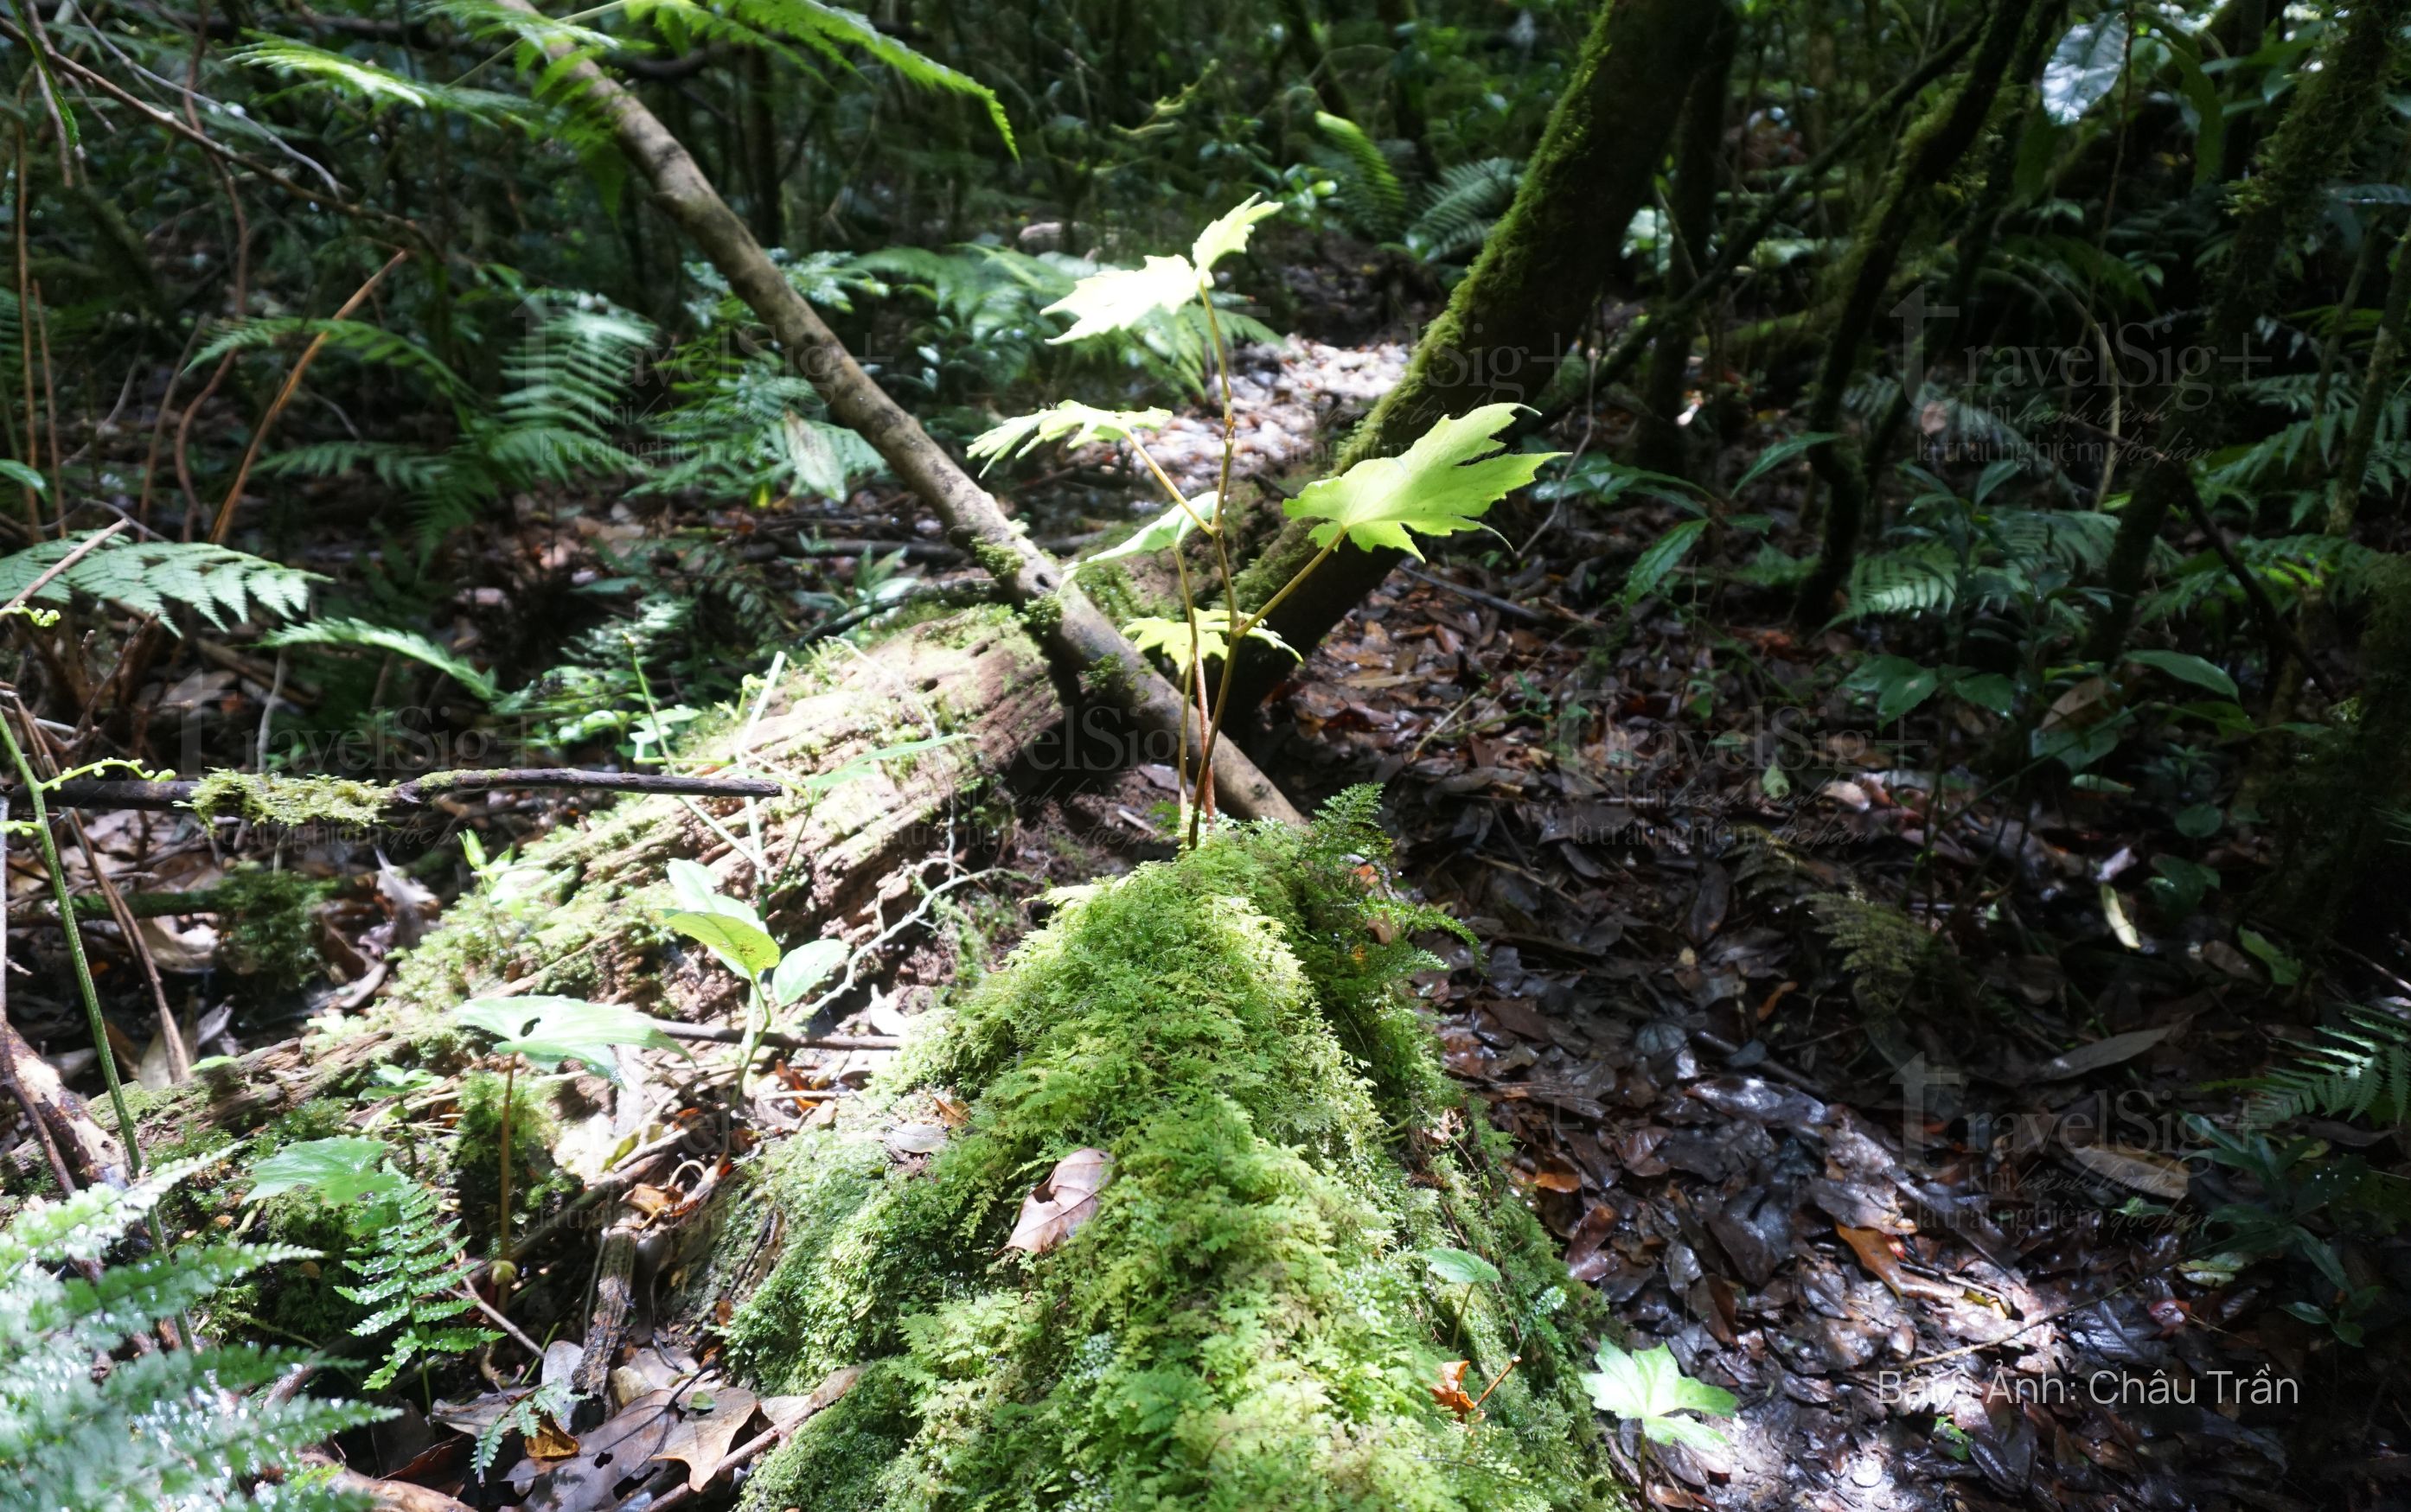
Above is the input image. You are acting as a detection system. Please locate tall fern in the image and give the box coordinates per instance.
[0,1158,389,1511]
[336,1180,496,1392]
[1314,112,1408,241]
[1404,157,1519,265]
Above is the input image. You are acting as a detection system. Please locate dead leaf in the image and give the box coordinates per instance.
[652,1384,758,1493]
[1430,1359,1479,1418]
[2062,1142,2191,1200]
[505,1388,679,1511]
[759,1363,866,1432]
[1835,1223,1909,1296]
[1004,1147,1113,1254]
[2036,1025,2175,1081]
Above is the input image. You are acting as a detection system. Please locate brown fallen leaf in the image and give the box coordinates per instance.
[2062,1141,2191,1200]
[759,1363,867,1432]
[652,1385,758,1493]
[1835,1223,1909,1296]
[1430,1359,1479,1418]
[1004,1147,1114,1254]
[505,1388,679,1512]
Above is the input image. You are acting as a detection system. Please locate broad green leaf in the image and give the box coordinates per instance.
[966,401,1173,471]
[2126,649,2238,699]
[772,938,848,1006]
[1122,610,1298,675]
[1730,432,1838,495]
[1044,257,1200,343]
[1422,1246,1501,1286]
[2237,928,2302,986]
[1622,519,1709,608]
[1191,195,1281,274]
[1285,404,1560,560]
[668,911,783,978]
[1950,672,2017,717]
[452,996,687,1081]
[2042,13,2129,125]
[246,1137,407,1208]
[666,858,758,926]
[1878,667,1942,722]
[1583,1341,1737,1449]
[0,460,44,493]
[1071,492,1218,577]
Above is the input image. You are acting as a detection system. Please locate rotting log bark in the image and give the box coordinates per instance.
[117,613,1063,1155]
[0,1018,124,1187]
[1226,0,1717,709]
[488,0,1300,826]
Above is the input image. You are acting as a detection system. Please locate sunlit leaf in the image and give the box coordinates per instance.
[1191,195,1280,274]
[246,1137,408,1209]
[966,401,1172,471]
[453,996,687,1081]
[2043,13,2129,125]
[1284,404,1559,559]
[772,939,848,1006]
[1583,1341,1737,1450]
[1044,257,1200,343]
[667,911,783,978]
[1071,492,1218,577]
[1422,1246,1501,1286]
[1122,609,1298,675]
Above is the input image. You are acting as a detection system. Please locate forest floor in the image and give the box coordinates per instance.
[11,325,2408,1511]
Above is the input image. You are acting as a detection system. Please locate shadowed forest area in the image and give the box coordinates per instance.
[8,0,2411,1508]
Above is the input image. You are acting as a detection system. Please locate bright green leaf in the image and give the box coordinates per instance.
[667,911,783,978]
[1122,609,1298,675]
[1285,405,1560,560]
[1622,519,1709,609]
[246,1138,407,1209]
[1044,257,1200,343]
[1191,195,1280,274]
[966,402,1172,471]
[452,996,688,1081]
[1071,492,1218,577]
[1583,1341,1737,1448]
[1422,1246,1501,1286]
[772,938,848,1006]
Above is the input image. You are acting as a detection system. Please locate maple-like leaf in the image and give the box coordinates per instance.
[1284,404,1560,559]
[1122,609,1298,675]
[1191,195,1280,275]
[966,401,1171,471]
[1582,1340,1738,1451]
[1070,490,1218,578]
[1043,256,1200,343]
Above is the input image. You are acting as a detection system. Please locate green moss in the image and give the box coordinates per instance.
[1014,588,1065,639]
[452,1069,568,1250]
[187,772,390,827]
[731,793,1614,1511]
[214,864,331,992]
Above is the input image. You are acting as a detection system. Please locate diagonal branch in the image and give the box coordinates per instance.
[483,0,1300,826]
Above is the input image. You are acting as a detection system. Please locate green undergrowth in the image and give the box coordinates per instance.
[727,790,1618,1511]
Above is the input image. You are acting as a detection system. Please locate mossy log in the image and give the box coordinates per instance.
[113,612,1058,1155]
[726,801,1616,1510]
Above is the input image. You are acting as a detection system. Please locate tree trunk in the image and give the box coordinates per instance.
[1631,3,1738,478]
[1225,0,1719,711]
[2085,0,2411,665]
[494,0,1301,826]
[1791,0,2046,623]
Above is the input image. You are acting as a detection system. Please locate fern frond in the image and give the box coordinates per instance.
[1406,157,1519,264]
[1808,891,1937,1014]
[258,616,498,701]
[189,316,464,399]
[2247,1008,2411,1130]
[0,535,319,629]
[1314,112,1407,240]
[335,1182,493,1390]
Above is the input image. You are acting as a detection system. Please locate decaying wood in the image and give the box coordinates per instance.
[573,1222,641,1401]
[0,1018,124,1186]
[11,768,783,814]
[491,0,1301,827]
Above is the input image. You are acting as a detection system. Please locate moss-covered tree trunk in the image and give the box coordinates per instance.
[1225,0,1719,712]
[1789,0,2046,622]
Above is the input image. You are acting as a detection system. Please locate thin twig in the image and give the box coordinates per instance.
[0,517,124,614]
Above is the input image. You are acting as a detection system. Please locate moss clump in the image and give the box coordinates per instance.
[452,1069,568,1250]
[214,864,330,991]
[188,771,391,827]
[729,793,1615,1511]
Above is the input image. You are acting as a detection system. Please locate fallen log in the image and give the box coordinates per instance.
[491,0,1301,827]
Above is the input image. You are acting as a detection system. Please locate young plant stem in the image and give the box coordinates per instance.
[0,705,165,1247]
[496,1053,515,1310]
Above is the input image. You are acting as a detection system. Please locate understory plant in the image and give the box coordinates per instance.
[0,1158,388,1511]
[970,199,1561,844]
